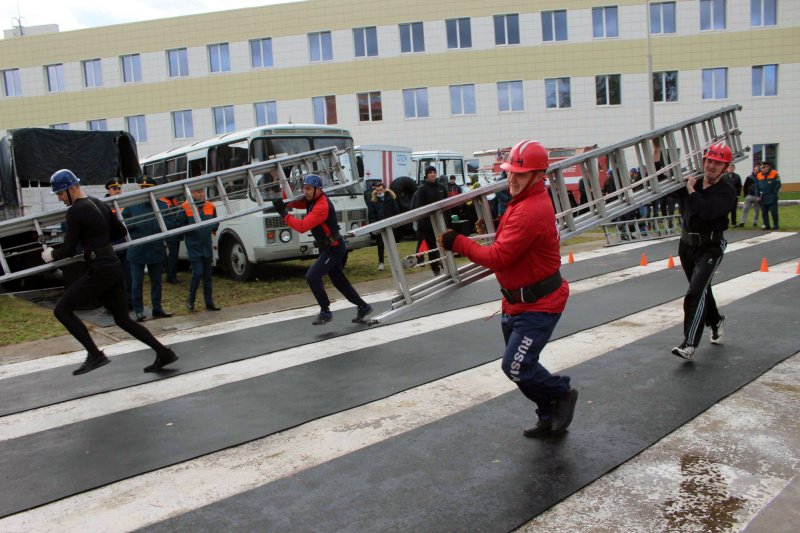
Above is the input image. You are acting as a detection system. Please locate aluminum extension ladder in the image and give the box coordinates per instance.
[345,105,747,325]
[0,146,357,283]
[602,215,683,246]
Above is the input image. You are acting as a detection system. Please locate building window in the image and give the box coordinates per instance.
[50,123,69,130]
[399,22,425,53]
[213,105,236,134]
[121,54,142,83]
[172,110,194,139]
[126,115,147,143]
[752,144,777,169]
[653,71,678,102]
[357,92,382,122]
[309,31,333,62]
[254,101,278,126]
[542,10,568,42]
[498,81,524,112]
[312,95,337,125]
[208,43,231,73]
[168,48,189,77]
[353,27,378,58]
[446,18,472,49]
[752,65,778,96]
[650,2,676,34]
[403,88,429,118]
[494,14,520,45]
[545,78,571,108]
[751,0,777,27]
[82,59,103,88]
[700,0,726,31]
[702,68,727,99]
[593,6,619,38]
[596,74,621,106]
[449,84,476,115]
[45,64,65,93]
[250,38,273,68]
[88,119,107,131]
[2,69,21,97]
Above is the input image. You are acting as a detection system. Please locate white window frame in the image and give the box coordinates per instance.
[212,105,236,134]
[595,74,622,106]
[353,27,378,58]
[403,87,429,118]
[254,101,278,126]
[250,38,274,68]
[702,67,728,100]
[700,0,726,31]
[167,48,189,77]
[208,43,231,73]
[449,84,476,115]
[312,95,337,125]
[126,115,147,143]
[308,31,333,62]
[121,54,142,83]
[545,78,571,109]
[399,22,425,53]
[650,2,677,34]
[172,110,194,139]
[751,0,777,27]
[445,18,472,49]
[752,64,778,97]
[2,68,22,97]
[82,59,103,88]
[593,6,619,38]
[88,119,107,131]
[494,14,520,46]
[45,64,65,93]
[653,70,679,102]
[541,10,568,42]
[357,91,382,122]
[497,81,524,112]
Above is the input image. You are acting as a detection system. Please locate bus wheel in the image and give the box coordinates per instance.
[225,240,256,282]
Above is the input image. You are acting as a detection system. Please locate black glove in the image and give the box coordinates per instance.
[272,199,287,216]
[438,229,459,251]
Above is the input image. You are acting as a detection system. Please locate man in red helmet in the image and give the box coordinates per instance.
[671,142,738,360]
[437,140,577,438]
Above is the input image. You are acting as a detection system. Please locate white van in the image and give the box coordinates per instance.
[355,145,413,187]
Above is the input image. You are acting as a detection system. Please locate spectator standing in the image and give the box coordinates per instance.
[414,166,448,276]
[738,164,761,227]
[368,181,400,271]
[104,177,133,308]
[446,175,461,197]
[160,187,183,284]
[721,164,742,227]
[177,188,221,312]
[755,161,781,230]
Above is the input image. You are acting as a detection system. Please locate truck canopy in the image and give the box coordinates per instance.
[0,128,141,206]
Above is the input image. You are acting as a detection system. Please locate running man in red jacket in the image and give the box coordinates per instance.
[438,140,578,438]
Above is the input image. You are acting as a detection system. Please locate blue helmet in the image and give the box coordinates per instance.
[51,169,80,193]
[302,174,323,189]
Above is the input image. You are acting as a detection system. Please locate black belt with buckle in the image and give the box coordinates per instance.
[84,244,115,262]
[313,231,343,249]
[501,270,563,305]
[680,230,723,246]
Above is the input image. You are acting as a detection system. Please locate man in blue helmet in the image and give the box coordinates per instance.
[41,169,179,375]
[272,174,372,325]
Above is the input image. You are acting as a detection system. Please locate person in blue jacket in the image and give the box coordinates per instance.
[123,176,176,321]
[176,187,221,311]
[104,177,134,309]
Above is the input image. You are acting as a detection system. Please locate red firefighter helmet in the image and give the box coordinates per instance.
[500,140,549,173]
[704,142,733,163]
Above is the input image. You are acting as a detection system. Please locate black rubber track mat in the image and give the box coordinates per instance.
[0,235,796,517]
[0,231,769,417]
[138,276,800,533]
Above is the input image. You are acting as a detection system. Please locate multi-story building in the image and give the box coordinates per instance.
[1,0,797,188]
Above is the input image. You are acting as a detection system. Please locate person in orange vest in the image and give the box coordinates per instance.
[159,187,183,284]
[104,177,133,308]
[176,188,221,311]
[755,161,781,230]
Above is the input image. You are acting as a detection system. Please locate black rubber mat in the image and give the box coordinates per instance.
[139,276,800,533]
[0,236,797,517]
[0,231,774,417]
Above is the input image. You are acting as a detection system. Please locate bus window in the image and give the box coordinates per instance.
[189,159,206,177]
[313,137,354,182]
[153,161,165,181]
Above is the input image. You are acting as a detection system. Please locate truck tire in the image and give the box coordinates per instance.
[390,176,416,240]
[224,238,257,282]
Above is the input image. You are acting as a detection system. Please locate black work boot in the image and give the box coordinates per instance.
[352,304,373,323]
[73,352,110,376]
[523,418,553,438]
[551,388,579,434]
[144,347,179,373]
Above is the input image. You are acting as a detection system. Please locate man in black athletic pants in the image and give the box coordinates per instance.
[671,143,738,360]
[41,170,179,375]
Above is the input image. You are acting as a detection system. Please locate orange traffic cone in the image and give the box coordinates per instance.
[640,253,648,267]
[418,239,429,254]
[667,255,675,268]
[796,260,800,275]
[568,252,574,263]
[760,258,769,272]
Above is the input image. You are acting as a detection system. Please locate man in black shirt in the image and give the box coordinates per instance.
[413,166,448,276]
[41,170,179,375]
[671,144,737,360]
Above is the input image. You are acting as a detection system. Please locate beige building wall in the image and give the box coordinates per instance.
[1,0,798,187]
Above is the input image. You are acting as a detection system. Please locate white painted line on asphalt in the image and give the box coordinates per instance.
[2,260,795,532]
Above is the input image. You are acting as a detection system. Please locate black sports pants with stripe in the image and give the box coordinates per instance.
[678,239,727,347]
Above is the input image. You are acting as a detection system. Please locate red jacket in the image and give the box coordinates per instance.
[452,179,568,315]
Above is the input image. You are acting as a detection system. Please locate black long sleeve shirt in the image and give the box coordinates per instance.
[677,178,737,234]
[53,197,128,261]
